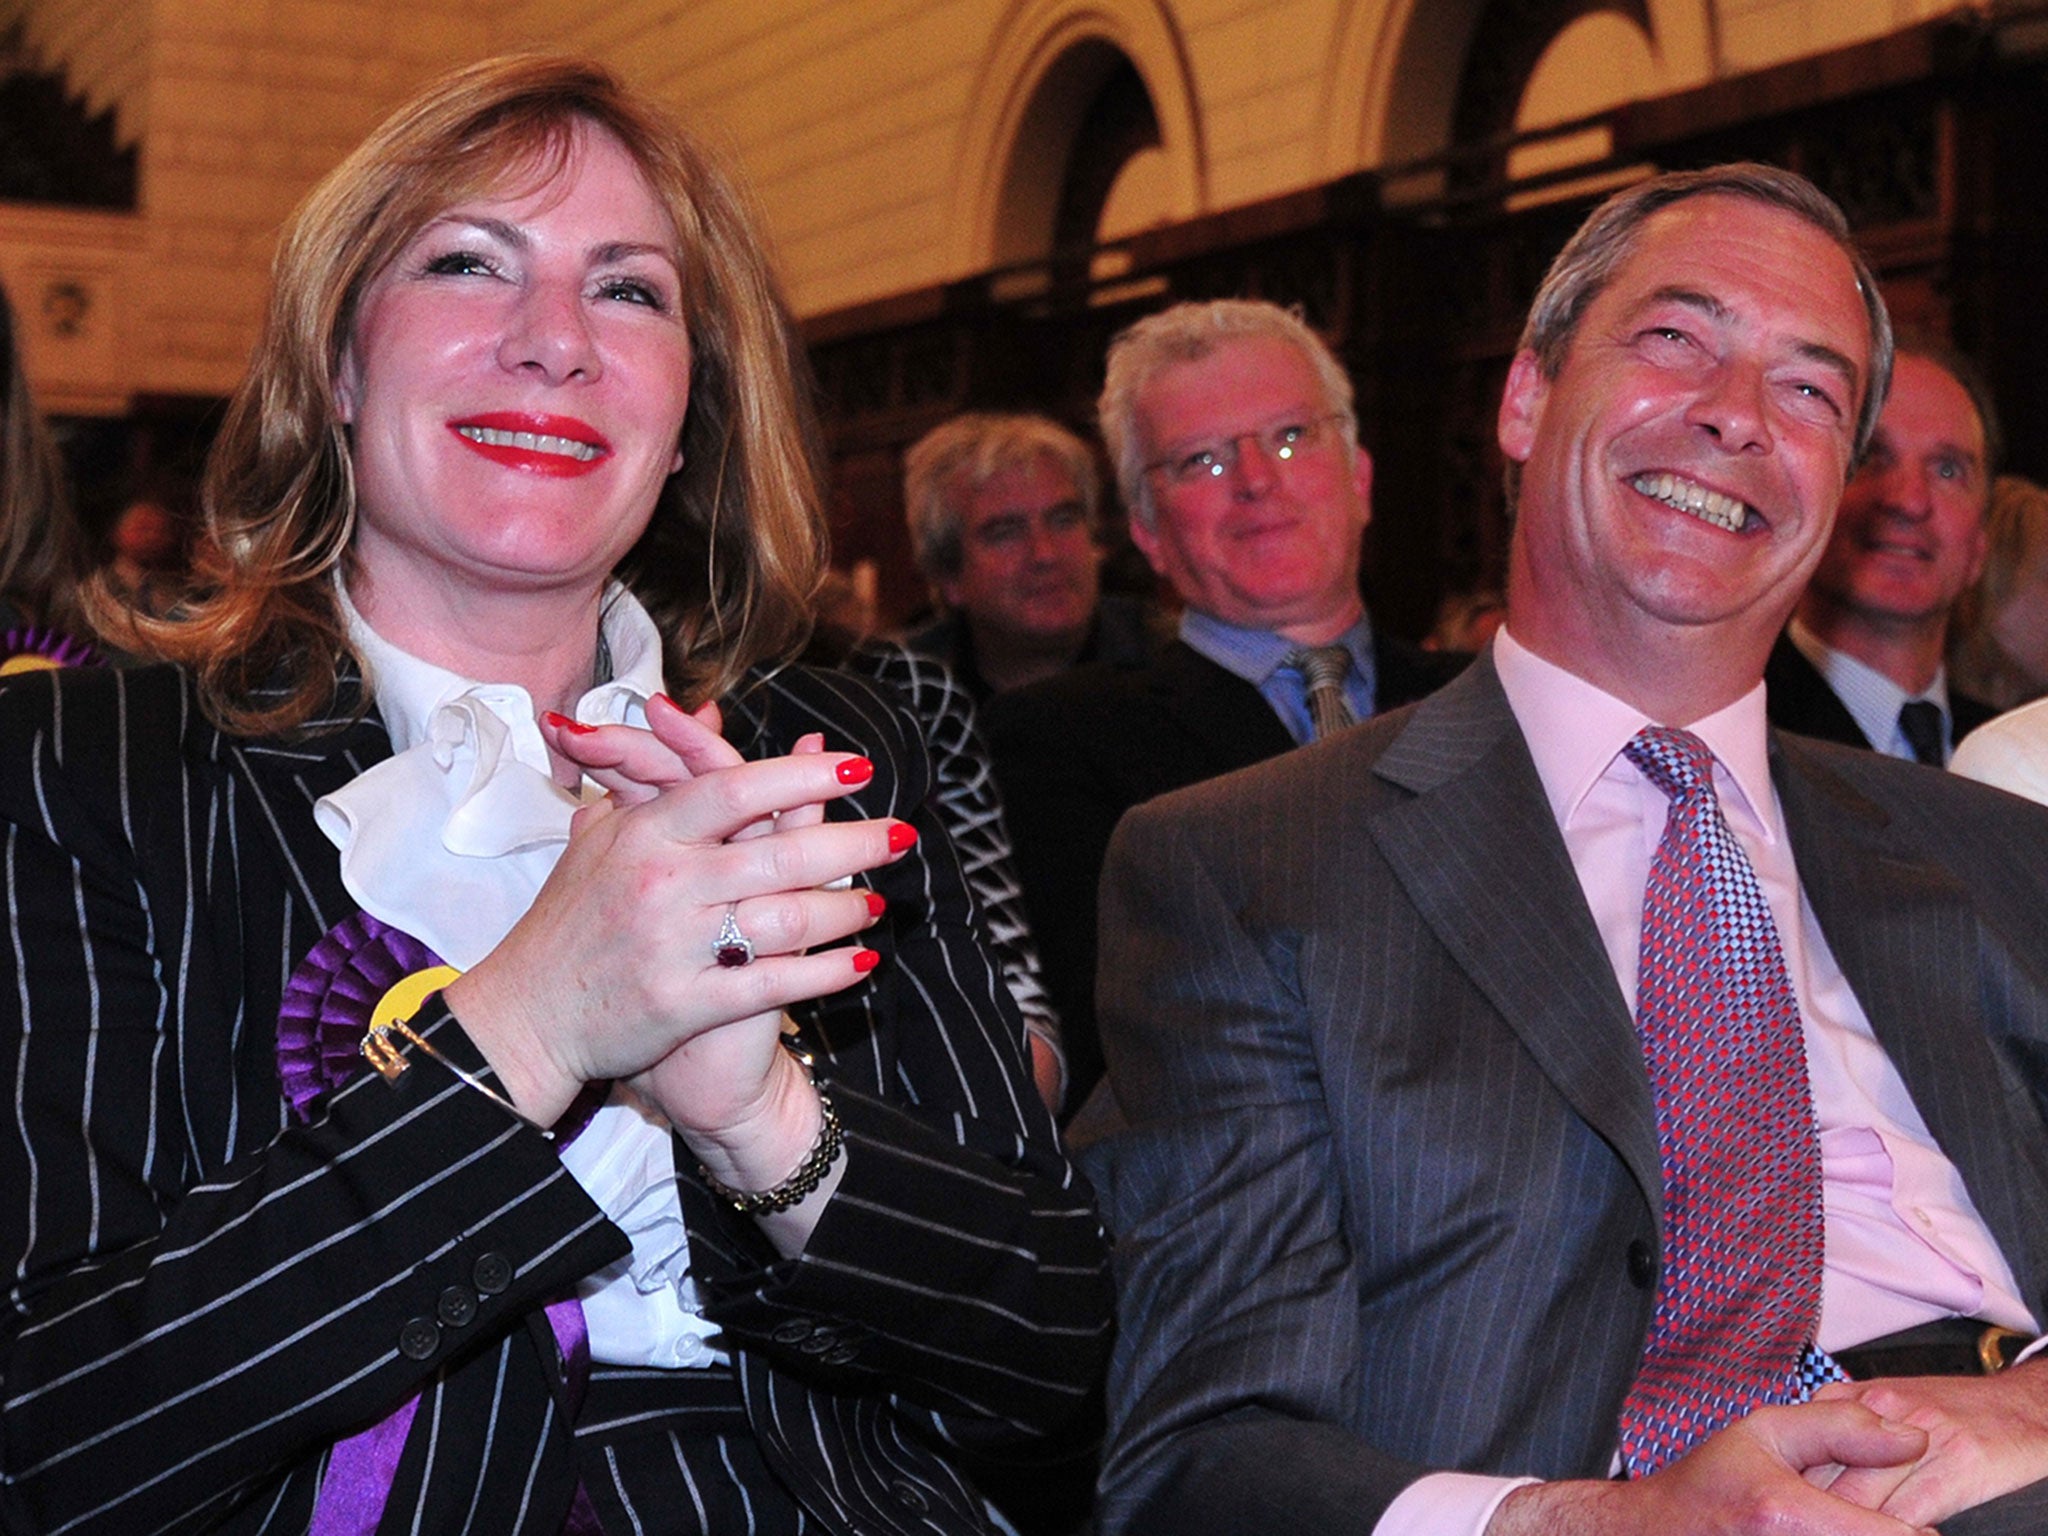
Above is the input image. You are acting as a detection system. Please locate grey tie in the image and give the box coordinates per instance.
[1288,646,1358,740]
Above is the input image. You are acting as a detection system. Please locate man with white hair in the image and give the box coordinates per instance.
[985,300,1461,1117]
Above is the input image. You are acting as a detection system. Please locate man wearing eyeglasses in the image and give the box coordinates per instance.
[985,299,1463,1122]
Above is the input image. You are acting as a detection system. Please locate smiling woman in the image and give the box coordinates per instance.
[336,121,695,652]
[0,55,1109,1536]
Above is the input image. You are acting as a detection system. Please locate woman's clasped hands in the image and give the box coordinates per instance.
[444,692,910,1203]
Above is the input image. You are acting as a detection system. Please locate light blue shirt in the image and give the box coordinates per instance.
[1179,609,1377,745]
[1787,619,1955,763]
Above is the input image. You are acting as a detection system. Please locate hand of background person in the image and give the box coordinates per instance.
[1816,1361,2048,1527]
[1486,1401,1936,1536]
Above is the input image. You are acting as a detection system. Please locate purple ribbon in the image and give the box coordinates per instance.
[281,911,597,1533]
[549,1298,606,1536]
[277,912,449,1122]
[0,624,100,674]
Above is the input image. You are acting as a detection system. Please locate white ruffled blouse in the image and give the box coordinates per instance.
[314,581,727,1370]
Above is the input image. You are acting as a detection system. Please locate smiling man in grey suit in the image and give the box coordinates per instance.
[1091,163,2048,1536]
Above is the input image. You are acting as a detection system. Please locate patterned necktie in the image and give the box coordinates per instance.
[1898,699,1946,766]
[1616,726,1840,1476]
[1287,646,1358,740]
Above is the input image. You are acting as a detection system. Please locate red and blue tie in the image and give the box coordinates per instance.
[1616,726,1842,1476]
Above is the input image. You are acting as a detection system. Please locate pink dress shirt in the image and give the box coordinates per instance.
[1375,628,2035,1536]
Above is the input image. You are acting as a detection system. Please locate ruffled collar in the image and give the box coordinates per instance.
[312,582,664,968]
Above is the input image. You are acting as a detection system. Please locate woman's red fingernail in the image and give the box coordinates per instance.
[852,948,881,974]
[887,822,918,853]
[865,890,887,918]
[543,711,595,735]
[837,757,874,785]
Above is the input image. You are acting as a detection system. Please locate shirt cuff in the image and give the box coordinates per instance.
[1372,1472,1540,1536]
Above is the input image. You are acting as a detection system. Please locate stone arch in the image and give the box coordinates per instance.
[1317,0,1713,179]
[949,0,1203,272]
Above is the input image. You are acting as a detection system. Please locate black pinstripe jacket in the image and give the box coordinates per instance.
[0,660,1111,1536]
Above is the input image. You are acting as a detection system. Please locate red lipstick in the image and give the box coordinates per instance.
[448,412,611,478]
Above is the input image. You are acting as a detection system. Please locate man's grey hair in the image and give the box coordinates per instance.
[1519,162,1895,459]
[1098,299,1359,527]
[902,412,1100,585]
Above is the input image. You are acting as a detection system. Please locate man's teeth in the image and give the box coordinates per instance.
[458,425,602,461]
[1630,472,1746,532]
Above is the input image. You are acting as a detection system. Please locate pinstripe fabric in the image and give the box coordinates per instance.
[1086,654,2048,1536]
[0,659,1110,1536]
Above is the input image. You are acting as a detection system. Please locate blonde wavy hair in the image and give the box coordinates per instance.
[99,54,825,736]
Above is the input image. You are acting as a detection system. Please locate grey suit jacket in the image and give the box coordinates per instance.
[1087,652,2048,1535]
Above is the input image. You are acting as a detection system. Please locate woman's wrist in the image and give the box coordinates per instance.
[678,1034,829,1199]
[440,967,583,1128]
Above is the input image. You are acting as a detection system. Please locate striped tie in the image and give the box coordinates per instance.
[1288,646,1357,741]
[1615,726,1842,1476]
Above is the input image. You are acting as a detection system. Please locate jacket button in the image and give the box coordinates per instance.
[770,1319,813,1345]
[823,1343,859,1366]
[437,1285,478,1328]
[1626,1239,1657,1289]
[398,1317,441,1360]
[472,1252,513,1295]
[890,1479,929,1513]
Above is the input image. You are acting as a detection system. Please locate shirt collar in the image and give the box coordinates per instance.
[1493,624,1781,844]
[1787,617,1952,740]
[340,578,668,756]
[1179,607,1374,686]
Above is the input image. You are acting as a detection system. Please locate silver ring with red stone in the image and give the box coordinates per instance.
[713,902,755,968]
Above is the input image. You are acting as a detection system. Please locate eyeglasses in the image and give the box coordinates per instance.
[1144,414,1345,486]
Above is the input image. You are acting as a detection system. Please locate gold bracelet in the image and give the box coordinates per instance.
[361,1017,554,1141]
[697,1044,845,1215]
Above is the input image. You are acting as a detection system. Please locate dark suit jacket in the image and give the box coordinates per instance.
[0,661,1111,1535]
[1766,633,1999,753]
[1087,653,2048,1535]
[983,631,1464,1114]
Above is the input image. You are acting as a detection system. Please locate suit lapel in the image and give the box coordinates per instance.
[1775,736,2048,1299]
[1364,659,1663,1217]
[1765,635,1871,749]
[1146,641,1295,776]
[226,682,392,934]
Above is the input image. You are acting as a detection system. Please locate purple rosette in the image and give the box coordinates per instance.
[278,911,599,1534]
[277,911,452,1120]
[0,624,101,676]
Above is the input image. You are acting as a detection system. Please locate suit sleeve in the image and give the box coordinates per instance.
[683,672,1113,1456]
[855,643,1068,1101]
[1090,795,1427,1535]
[0,680,627,1534]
